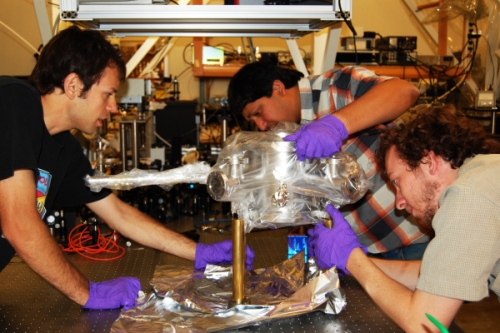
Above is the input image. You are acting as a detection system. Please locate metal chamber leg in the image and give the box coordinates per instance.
[232,214,245,304]
[323,217,333,229]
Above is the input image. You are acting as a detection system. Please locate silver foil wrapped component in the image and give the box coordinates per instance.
[206,122,372,232]
[84,161,211,192]
[111,253,346,333]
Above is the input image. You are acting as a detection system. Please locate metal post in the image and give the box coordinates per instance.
[132,119,139,168]
[221,118,228,143]
[323,217,333,229]
[120,123,127,171]
[491,109,498,134]
[232,213,245,305]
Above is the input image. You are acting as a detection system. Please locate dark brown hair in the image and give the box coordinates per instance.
[227,62,304,115]
[29,26,126,96]
[376,104,500,174]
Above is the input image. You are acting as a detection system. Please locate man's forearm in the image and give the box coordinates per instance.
[8,220,90,305]
[369,257,421,290]
[347,249,462,332]
[348,249,424,331]
[334,78,419,135]
[0,170,90,306]
[88,194,197,261]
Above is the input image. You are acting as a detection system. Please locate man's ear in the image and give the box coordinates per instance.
[424,151,439,176]
[272,80,286,96]
[63,73,83,99]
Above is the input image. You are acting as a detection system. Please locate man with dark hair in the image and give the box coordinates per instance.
[228,62,431,260]
[0,26,253,310]
[307,104,500,331]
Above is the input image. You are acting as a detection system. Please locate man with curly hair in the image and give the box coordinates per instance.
[307,104,500,331]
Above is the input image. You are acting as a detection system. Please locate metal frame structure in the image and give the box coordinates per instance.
[59,0,351,38]
[57,0,351,88]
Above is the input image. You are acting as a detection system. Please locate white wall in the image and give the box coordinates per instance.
[349,0,435,55]
[0,0,41,76]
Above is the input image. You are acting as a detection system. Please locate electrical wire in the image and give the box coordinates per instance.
[380,22,479,103]
[434,23,479,101]
[214,42,236,55]
[338,0,358,65]
[183,42,194,66]
[62,223,126,261]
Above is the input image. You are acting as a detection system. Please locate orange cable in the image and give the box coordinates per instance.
[62,224,126,261]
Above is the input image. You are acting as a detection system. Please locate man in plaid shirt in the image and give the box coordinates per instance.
[228,62,432,259]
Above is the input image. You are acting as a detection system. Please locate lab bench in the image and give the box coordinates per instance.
[0,214,463,333]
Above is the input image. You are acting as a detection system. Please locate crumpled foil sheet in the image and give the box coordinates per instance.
[111,253,346,333]
[84,161,211,192]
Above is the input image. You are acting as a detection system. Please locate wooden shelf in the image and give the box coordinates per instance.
[192,61,466,79]
[191,35,464,79]
[192,64,243,78]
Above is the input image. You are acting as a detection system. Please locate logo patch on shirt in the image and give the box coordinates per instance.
[36,169,52,219]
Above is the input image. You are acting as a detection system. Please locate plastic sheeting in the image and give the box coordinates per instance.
[206,123,372,232]
[85,162,211,192]
[84,123,371,232]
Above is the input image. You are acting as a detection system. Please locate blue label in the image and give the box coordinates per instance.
[288,235,308,262]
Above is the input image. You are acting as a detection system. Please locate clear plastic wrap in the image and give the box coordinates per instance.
[84,161,211,192]
[206,123,372,232]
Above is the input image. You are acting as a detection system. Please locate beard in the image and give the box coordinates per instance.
[416,180,440,230]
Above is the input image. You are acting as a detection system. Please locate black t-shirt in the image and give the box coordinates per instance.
[0,77,111,270]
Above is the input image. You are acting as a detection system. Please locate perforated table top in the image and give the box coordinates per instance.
[0,216,405,333]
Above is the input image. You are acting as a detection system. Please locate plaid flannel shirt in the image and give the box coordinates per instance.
[299,66,432,253]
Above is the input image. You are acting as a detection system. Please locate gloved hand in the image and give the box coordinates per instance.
[83,276,141,310]
[308,205,367,273]
[284,115,348,161]
[194,240,255,271]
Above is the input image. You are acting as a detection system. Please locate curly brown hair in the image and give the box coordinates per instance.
[376,104,500,175]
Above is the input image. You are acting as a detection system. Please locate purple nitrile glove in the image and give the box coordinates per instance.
[284,115,348,161]
[194,240,255,271]
[307,204,367,273]
[83,276,141,310]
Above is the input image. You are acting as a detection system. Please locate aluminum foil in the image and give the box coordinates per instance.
[84,161,211,192]
[111,253,346,333]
